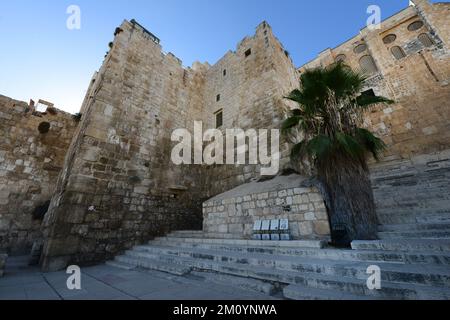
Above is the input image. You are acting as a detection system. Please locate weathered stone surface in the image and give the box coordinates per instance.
[0,95,77,254]
[0,1,448,272]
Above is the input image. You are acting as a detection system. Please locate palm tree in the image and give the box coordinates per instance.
[282,62,393,246]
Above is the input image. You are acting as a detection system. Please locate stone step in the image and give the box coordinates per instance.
[166,232,243,239]
[377,212,450,225]
[105,260,136,270]
[190,271,277,295]
[153,236,326,249]
[148,239,450,266]
[378,230,450,240]
[128,245,450,287]
[379,223,450,232]
[117,249,450,299]
[283,284,377,300]
[352,239,450,253]
[114,255,192,276]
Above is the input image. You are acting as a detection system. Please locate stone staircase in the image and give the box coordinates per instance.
[107,231,450,300]
[371,152,450,240]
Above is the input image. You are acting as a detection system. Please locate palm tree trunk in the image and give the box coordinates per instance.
[318,154,379,246]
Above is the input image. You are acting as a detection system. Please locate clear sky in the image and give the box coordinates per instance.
[0,0,430,113]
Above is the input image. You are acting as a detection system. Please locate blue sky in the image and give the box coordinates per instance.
[0,0,426,113]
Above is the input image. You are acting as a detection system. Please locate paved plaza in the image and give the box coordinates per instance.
[0,256,278,300]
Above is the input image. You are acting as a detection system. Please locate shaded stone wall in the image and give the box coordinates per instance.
[203,175,330,240]
[0,95,77,254]
[40,20,209,271]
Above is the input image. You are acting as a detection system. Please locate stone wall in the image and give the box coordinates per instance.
[202,22,299,198]
[299,0,450,162]
[40,20,209,271]
[0,95,77,254]
[36,0,449,270]
[203,175,330,240]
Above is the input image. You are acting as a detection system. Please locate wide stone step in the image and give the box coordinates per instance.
[153,236,326,249]
[378,230,450,240]
[114,255,192,276]
[379,223,450,232]
[105,260,136,270]
[166,232,243,239]
[352,239,450,253]
[283,284,377,300]
[377,212,450,225]
[128,246,450,287]
[148,240,450,266]
[118,249,450,299]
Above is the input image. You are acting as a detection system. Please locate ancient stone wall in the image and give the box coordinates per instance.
[202,22,299,198]
[203,175,330,240]
[40,20,209,271]
[0,95,77,254]
[299,0,450,162]
[36,0,449,270]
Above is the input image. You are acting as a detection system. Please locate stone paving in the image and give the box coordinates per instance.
[0,257,278,300]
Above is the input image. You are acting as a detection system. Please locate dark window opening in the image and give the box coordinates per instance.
[216,94,221,102]
[38,122,50,134]
[245,49,252,57]
[223,69,227,76]
[361,89,375,97]
[215,110,223,128]
[408,21,424,32]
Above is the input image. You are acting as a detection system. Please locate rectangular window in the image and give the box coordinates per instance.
[216,94,221,102]
[215,110,223,128]
[245,49,252,57]
[223,69,227,76]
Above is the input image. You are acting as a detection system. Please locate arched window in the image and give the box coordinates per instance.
[354,44,367,54]
[408,21,424,32]
[359,55,378,74]
[418,33,434,47]
[391,46,407,60]
[382,34,397,44]
[335,54,346,62]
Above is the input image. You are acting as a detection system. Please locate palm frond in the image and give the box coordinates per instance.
[281,116,302,134]
[355,128,386,160]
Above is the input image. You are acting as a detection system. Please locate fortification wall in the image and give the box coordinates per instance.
[202,22,299,198]
[0,95,77,254]
[40,20,209,271]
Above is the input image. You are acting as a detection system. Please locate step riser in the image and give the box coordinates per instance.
[378,214,450,225]
[352,242,450,253]
[148,241,450,266]
[127,249,450,287]
[379,231,450,240]
[115,255,192,276]
[154,237,326,249]
[379,224,450,232]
